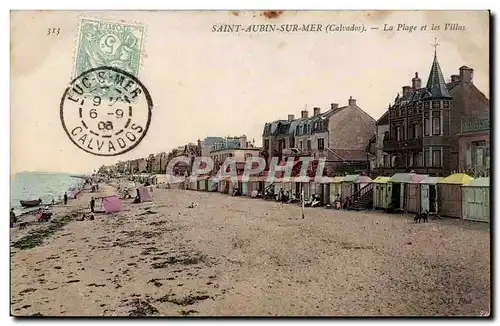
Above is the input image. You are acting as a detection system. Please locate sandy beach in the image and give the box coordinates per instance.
[10,182,490,317]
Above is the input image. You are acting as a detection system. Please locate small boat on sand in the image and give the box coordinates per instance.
[20,199,42,207]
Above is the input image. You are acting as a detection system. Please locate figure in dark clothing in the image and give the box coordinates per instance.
[63,192,68,205]
[90,197,95,213]
[10,208,16,228]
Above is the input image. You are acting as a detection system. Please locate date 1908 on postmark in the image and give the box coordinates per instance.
[60,67,153,156]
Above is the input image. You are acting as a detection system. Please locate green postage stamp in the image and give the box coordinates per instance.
[74,17,145,79]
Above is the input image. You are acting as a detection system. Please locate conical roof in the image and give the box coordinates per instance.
[425,53,452,99]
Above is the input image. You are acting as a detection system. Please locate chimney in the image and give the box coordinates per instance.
[287,114,295,121]
[240,134,247,148]
[313,107,321,116]
[301,110,308,119]
[451,74,461,83]
[459,66,473,83]
[331,103,338,110]
[402,86,412,97]
[348,96,356,106]
[411,72,421,89]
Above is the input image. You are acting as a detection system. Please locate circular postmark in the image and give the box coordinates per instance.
[60,66,152,156]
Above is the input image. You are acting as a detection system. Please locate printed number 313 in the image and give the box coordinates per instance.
[47,28,60,35]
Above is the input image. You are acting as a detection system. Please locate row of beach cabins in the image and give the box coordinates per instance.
[131,172,490,223]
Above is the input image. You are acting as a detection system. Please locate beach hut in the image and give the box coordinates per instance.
[340,175,372,204]
[208,177,218,192]
[102,195,121,213]
[387,173,416,211]
[294,176,312,199]
[462,177,490,222]
[329,176,345,205]
[372,176,392,210]
[438,173,474,218]
[138,186,152,202]
[420,176,442,214]
[317,176,334,205]
[407,174,429,213]
[242,176,261,196]
[219,177,230,194]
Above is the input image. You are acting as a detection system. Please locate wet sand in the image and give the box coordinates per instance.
[10,184,490,316]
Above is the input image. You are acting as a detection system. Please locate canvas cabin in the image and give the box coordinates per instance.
[419,176,442,214]
[329,176,345,205]
[387,173,417,212]
[340,175,372,204]
[372,176,391,210]
[461,177,490,222]
[316,176,334,205]
[407,174,429,213]
[437,173,474,218]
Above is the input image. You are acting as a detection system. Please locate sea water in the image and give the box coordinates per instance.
[10,172,84,214]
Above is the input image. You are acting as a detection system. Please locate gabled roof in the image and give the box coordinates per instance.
[438,173,473,185]
[462,177,489,187]
[376,111,389,125]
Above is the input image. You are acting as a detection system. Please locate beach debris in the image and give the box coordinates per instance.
[127,299,160,316]
[139,209,157,216]
[147,279,163,287]
[87,283,106,287]
[150,252,208,269]
[66,279,80,284]
[18,288,37,296]
[157,292,212,306]
[180,309,198,316]
[187,202,198,208]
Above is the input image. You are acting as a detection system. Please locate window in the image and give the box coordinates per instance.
[282,139,286,150]
[264,139,269,150]
[424,118,430,136]
[424,102,430,109]
[400,109,404,116]
[424,149,431,167]
[443,100,450,109]
[432,116,441,135]
[318,138,325,150]
[383,155,390,167]
[295,126,299,135]
[289,137,295,148]
[408,108,412,115]
[415,124,421,138]
[398,126,404,141]
[432,100,440,109]
[412,152,419,167]
[307,140,311,150]
[418,102,423,109]
[433,149,442,167]
[299,141,303,149]
[384,131,389,141]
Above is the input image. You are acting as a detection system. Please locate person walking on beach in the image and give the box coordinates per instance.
[63,192,68,205]
[10,208,16,228]
[90,197,95,213]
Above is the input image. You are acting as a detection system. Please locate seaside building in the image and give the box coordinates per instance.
[209,135,261,174]
[377,44,490,176]
[262,96,376,175]
[458,118,490,177]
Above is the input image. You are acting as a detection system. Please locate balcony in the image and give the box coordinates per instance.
[383,138,423,153]
[461,119,490,134]
[282,148,312,157]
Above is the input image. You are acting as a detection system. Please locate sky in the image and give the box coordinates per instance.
[10,10,489,174]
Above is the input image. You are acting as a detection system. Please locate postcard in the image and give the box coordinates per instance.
[10,10,490,317]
